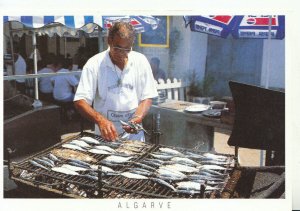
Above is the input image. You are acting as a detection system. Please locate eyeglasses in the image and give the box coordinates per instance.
[111,45,132,54]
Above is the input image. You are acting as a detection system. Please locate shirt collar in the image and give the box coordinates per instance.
[103,48,133,71]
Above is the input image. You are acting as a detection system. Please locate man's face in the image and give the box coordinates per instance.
[109,35,133,64]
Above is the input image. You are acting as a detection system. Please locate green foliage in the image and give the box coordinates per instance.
[169,28,181,59]
[187,69,215,97]
[168,28,181,76]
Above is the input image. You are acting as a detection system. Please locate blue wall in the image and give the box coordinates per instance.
[206,35,264,96]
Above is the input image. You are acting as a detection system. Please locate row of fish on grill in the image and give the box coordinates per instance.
[26,136,234,195]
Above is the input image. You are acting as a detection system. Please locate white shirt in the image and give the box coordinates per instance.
[38,67,54,93]
[74,49,158,140]
[52,68,79,101]
[14,54,26,83]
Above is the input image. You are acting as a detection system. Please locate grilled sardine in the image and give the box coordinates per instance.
[52,166,79,175]
[51,149,97,163]
[164,163,199,173]
[171,157,201,167]
[80,136,100,145]
[62,143,86,152]
[101,155,133,165]
[121,172,148,179]
[70,140,92,148]
[159,147,183,156]
[88,148,112,155]
[94,145,116,153]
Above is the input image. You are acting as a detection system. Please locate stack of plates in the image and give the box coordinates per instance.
[202,109,222,118]
[184,104,210,113]
[209,101,227,109]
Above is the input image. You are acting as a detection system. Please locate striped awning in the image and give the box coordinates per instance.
[4,15,159,37]
[4,16,104,29]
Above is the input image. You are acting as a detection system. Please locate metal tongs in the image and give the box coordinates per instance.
[119,120,150,135]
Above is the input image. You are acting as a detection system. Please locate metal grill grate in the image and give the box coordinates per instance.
[10,132,237,198]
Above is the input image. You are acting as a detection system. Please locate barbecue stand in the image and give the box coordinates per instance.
[8,125,282,198]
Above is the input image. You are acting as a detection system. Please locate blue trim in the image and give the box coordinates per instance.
[277,15,285,39]
[44,16,55,25]
[21,16,33,28]
[84,16,94,25]
[64,16,75,28]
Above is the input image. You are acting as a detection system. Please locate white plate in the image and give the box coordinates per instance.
[184,104,210,113]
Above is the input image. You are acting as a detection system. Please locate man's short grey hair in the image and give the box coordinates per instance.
[108,21,136,41]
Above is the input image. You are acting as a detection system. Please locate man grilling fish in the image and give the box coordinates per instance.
[74,21,158,142]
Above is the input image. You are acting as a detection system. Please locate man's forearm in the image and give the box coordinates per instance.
[74,99,106,125]
[132,98,152,123]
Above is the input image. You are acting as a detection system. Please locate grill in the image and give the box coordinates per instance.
[8,132,238,199]
[4,94,33,121]
[4,98,61,161]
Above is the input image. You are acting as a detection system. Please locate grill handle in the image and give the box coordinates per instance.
[200,180,207,198]
[6,148,16,179]
[98,165,103,198]
[152,111,162,145]
[30,179,63,187]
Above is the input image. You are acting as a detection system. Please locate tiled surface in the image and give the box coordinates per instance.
[214,131,261,166]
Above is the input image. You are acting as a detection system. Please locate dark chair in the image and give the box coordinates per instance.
[228,81,285,166]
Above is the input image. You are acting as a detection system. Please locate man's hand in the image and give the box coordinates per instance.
[122,124,138,134]
[121,116,142,134]
[74,99,119,142]
[98,118,119,141]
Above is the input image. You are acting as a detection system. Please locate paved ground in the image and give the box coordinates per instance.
[214,130,261,166]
